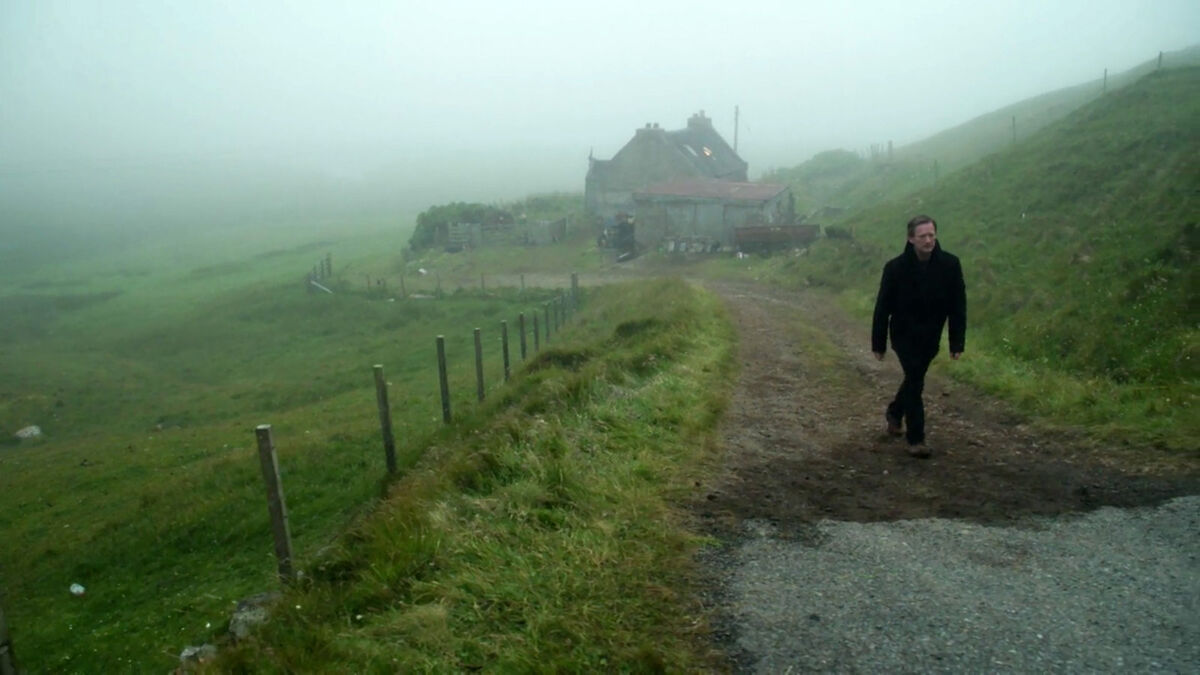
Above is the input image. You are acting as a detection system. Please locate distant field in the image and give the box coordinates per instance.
[0,219,594,670]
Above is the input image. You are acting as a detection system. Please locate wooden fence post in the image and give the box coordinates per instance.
[400,275,407,298]
[254,425,295,583]
[501,320,511,382]
[520,274,525,294]
[519,312,527,360]
[326,252,332,278]
[0,600,19,675]
[533,314,540,353]
[544,303,551,342]
[571,272,579,308]
[373,365,397,474]
[437,336,451,423]
[474,328,485,402]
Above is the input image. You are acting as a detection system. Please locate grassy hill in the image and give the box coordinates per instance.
[753,65,1199,450]
[0,195,740,670]
[2,57,1196,672]
[212,278,733,671]
[0,220,621,670]
[766,45,1200,219]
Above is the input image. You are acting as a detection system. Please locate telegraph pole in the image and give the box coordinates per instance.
[733,105,740,154]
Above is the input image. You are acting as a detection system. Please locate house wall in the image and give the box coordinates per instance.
[633,191,792,249]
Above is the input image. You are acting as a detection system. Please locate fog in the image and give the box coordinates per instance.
[2,0,1197,255]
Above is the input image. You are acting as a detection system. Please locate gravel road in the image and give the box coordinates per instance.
[727,497,1199,672]
[698,282,1200,672]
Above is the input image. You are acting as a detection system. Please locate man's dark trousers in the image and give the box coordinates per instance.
[888,346,936,445]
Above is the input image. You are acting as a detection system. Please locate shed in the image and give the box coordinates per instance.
[633,179,796,250]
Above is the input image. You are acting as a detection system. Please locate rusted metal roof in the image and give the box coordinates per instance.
[635,179,788,202]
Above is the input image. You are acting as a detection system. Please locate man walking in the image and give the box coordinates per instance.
[872,215,966,458]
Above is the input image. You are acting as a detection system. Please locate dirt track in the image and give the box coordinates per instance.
[693,281,1200,671]
[695,281,1198,531]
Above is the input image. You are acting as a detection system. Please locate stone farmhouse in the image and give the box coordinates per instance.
[585,111,747,221]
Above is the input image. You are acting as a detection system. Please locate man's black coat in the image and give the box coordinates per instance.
[872,240,966,357]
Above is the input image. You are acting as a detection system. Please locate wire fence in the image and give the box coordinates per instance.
[257,272,582,583]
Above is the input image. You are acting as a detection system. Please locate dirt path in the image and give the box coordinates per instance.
[696,281,1197,530]
[694,281,1200,671]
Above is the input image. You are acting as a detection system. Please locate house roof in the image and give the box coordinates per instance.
[662,113,746,179]
[634,179,789,203]
[589,111,748,184]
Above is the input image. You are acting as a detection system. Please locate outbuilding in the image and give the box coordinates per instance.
[633,179,803,251]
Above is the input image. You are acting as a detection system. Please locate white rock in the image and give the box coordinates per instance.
[180,644,217,663]
[15,425,42,440]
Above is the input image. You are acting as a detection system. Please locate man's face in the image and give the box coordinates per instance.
[908,222,937,256]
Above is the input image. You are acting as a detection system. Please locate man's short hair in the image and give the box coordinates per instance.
[907,215,937,237]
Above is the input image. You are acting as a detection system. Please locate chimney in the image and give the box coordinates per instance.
[687,110,712,129]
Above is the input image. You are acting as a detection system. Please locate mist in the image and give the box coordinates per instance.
[2,0,1197,260]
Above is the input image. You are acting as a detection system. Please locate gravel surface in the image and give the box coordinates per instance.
[727,496,1200,673]
[695,281,1200,673]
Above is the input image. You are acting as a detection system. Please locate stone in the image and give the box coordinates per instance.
[179,643,217,664]
[229,591,280,641]
[14,425,42,440]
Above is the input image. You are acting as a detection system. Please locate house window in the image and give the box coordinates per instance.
[702,146,713,157]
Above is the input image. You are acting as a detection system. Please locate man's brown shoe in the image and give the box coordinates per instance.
[907,443,931,459]
[886,413,903,436]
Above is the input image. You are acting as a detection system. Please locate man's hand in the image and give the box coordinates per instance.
[951,352,962,360]
[873,352,885,361]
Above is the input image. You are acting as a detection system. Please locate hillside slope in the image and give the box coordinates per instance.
[859,65,1197,382]
[764,66,1198,449]
[766,45,1200,217]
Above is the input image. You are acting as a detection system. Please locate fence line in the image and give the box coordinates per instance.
[473,328,485,402]
[254,272,582,586]
[254,424,295,583]
[501,320,511,382]
[373,365,398,474]
[519,313,528,360]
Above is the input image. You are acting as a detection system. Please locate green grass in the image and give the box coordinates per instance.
[765,47,1200,220]
[0,221,594,671]
[3,60,1196,672]
[208,277,735,671]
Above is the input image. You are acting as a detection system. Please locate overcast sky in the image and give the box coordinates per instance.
[1,0,1198,223]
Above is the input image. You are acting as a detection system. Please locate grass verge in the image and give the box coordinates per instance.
[207,277,736,671]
